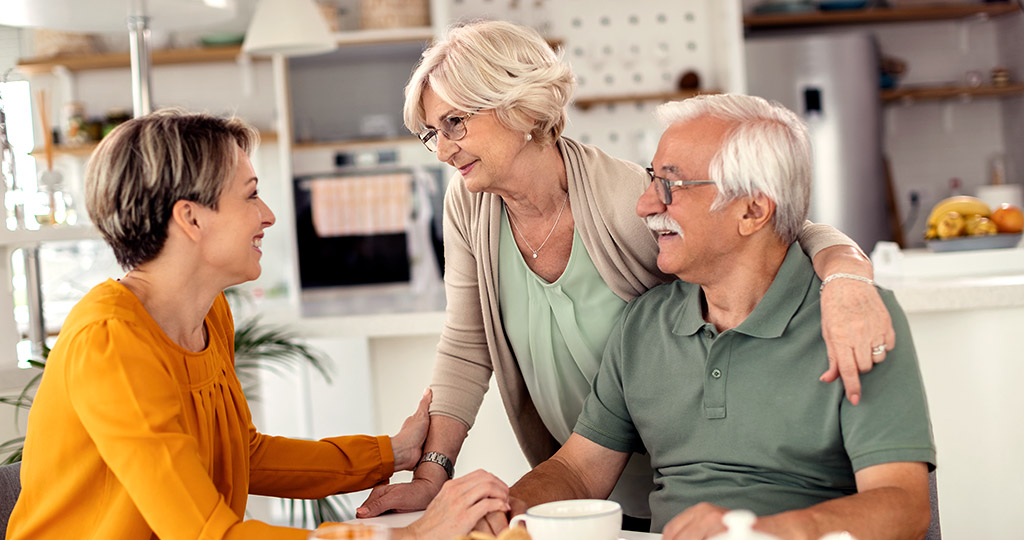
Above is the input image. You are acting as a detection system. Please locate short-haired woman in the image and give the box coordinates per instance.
[7,109,506,540]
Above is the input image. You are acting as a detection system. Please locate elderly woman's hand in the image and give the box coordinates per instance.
[395,470,510,540]
[391,388,432,471]
[815,247,896,405]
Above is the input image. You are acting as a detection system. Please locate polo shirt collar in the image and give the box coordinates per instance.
[670,242,813,339]
[671,280,708,337]
[735,242,813,338]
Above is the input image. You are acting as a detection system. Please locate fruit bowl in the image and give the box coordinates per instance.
[926,233,1023,253]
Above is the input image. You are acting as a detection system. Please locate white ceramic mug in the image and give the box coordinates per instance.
[508,499,621,540]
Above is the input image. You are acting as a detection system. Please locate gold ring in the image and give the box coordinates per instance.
[871,345,886,356]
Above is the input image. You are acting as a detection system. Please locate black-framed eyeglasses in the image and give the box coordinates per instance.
[418,111,476,152]
[645,167,716,205]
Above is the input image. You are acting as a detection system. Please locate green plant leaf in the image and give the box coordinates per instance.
[233,316,332,397]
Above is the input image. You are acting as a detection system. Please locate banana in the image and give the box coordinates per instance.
[965,214,998,236]
[926,196,992,227]
[935,211,966,239]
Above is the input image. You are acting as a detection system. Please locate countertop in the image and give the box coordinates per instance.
[871,241,1024,313]
[875,273,1024,313]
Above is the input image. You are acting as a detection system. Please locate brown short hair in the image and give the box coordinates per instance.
[85,108,258,270]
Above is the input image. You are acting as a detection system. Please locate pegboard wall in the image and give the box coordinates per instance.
[445,0,744,164]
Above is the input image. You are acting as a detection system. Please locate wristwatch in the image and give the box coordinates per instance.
[418,451,454,479]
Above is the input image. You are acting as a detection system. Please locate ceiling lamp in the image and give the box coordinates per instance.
[242,0,337,57]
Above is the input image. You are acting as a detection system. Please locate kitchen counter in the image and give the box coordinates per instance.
[875,273,1024,312]
[872,241,1024,312]
[871,243,1024,538]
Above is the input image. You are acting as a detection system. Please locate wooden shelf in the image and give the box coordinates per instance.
[882,82,1024,103]
[573,89,714,111]
[744,3,1020,29]
[332,27,434,46]
[15,27,443,74]
[16,46,251,74]
[33,131,278,158]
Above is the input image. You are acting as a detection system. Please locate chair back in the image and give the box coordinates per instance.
[926,468,941,540]
[0,461,21,538]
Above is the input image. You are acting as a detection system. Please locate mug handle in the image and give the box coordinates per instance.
[508,514,528,531]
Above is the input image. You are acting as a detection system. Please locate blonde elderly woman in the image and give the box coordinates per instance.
[356,20,896,533]
[7,109,509,540]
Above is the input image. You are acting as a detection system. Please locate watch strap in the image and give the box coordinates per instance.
[418,451,454,479]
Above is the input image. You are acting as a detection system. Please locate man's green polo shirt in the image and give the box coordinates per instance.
[575,243,935,533]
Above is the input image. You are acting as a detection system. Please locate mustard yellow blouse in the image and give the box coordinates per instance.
[7,279,394,540]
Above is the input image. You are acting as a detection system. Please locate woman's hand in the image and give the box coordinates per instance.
[814,246,895,405]
[390,388,432,471]
[356,476,444,518]
[395,470,510,540]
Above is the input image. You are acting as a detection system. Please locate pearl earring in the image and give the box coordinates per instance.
[525,133,533,141]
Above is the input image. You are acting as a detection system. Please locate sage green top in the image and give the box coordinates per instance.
[576,243,936,532]
[497,207,625,444]
[498,208,656,517]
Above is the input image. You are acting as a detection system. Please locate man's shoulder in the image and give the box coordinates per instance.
[623,280,692,317]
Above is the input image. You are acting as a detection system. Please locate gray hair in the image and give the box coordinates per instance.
[655,94,812,245]
[403,19,576,146]
[85,108,258,270]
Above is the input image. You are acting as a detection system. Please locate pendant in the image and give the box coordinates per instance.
[532,253,538,259]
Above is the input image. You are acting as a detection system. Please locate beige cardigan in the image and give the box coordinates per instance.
[430,137,856,467]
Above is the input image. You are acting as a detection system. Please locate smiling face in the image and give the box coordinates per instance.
[197,145,276,288]
[420,86,534,195]
[636,117,742,281]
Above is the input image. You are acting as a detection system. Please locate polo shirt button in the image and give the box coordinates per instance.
[703,328,713,338]
[711,368,722,379]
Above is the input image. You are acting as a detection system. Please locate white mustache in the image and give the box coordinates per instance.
[645,213,683,236]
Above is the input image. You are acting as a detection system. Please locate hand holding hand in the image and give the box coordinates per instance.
[390,388,432,471]
[400,470,510,540]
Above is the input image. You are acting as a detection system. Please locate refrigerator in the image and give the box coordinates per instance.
[745,32,891,251]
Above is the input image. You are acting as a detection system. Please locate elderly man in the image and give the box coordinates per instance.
[504,94,936,539]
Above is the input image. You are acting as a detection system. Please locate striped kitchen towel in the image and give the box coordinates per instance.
[308,173,413,237]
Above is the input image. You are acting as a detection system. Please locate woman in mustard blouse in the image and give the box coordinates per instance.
[6,109,509,540]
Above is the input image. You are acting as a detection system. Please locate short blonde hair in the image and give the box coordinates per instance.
[85,108,258,270]
[403,20,576,146]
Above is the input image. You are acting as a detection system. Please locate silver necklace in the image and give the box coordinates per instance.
[508,191,569,259]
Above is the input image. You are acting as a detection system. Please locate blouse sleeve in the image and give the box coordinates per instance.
[796,219,867,260]
[247,430,395,498]
[64,320,310,540]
